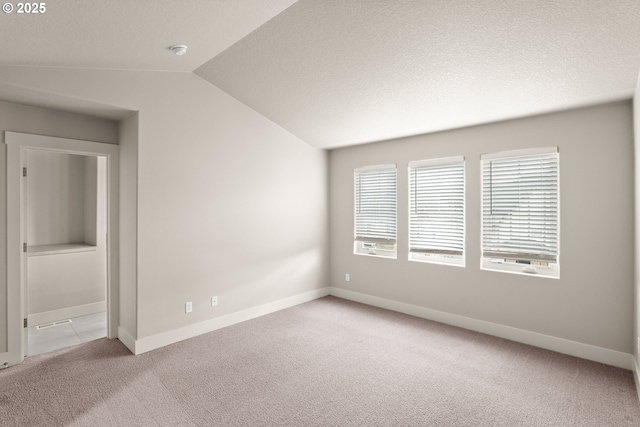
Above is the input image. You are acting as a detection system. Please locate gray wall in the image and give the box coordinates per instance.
[130,73,329,338]
[0,100,118,353]
[118,112,138,340]
[28,152,89,246]
[330,101,634,353]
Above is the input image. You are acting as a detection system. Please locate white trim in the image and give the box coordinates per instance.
[408,155,464,168]
[117,326,136,354]
[132,288,330,355]
[407,157,465,266]
[354,240,397,259]
[480,260,559,279]
[28,301,106,327]
[480,147,560,279]
[633,355,640,402]
[481,146,558,160]
[409,253,465,267]
[354,165,397,247]
[354,163,396,172]
[328,287,633,370]
[5,132,120,369]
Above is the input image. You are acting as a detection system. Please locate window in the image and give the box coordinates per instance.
[408,156,465,266]
[481,147,559,278]
[354,164,397,258]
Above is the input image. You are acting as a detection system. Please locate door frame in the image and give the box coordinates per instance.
[4,132,119,366]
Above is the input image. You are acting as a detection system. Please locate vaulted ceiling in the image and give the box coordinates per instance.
[2,0,640,148]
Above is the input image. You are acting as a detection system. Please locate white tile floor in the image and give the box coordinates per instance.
[28,312,107,356]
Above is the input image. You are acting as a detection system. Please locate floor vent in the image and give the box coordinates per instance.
[36,319,73,330]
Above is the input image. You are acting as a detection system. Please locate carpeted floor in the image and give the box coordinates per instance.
[1,296,639,426]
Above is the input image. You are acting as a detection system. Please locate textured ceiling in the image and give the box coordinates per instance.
[196,0,640,148]
[0,0,296,119]
[0,0,297,72]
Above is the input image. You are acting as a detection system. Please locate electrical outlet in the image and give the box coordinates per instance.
[185,301,192,313]
[345,273,350,282]
[637,337,640,354]
[211,296,218,307]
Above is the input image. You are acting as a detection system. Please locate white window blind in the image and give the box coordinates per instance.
[408,157,464,259]
[354,165,397,244]
[481,148,559,263]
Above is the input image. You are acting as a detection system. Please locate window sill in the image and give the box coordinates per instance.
[409,254,465,267]
[481,259,559,279]
[354,251,397,259]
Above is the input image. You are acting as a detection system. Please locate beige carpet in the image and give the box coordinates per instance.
[1,296,639,426]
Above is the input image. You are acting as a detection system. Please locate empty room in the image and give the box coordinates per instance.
[1,1,640,426]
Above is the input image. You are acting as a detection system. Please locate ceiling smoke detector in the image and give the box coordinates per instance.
[170,45,188,56]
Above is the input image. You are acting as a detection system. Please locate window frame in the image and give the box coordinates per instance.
[408,156,465,267]
[480,147,560,278]
[353,164,397,259]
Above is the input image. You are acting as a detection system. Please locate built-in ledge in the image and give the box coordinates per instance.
[27,243,97,257]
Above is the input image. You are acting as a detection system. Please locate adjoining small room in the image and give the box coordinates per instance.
[25,149,108,356]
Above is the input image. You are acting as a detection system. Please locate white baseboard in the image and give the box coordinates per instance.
[28,301,106,327]
[329,287,633,370]
[633,355,640,402]
[116,285,634,371]
[133,287,330,355]
[117,326,136,355]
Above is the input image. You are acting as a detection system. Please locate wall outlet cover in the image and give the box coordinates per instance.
[211,296,218,307]
[185,301,193,313]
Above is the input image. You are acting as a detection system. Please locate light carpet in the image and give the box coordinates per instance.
[1,296,639,426]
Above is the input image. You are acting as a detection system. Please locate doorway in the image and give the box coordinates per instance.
[25,151,108,356]
[3,132,119,367]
